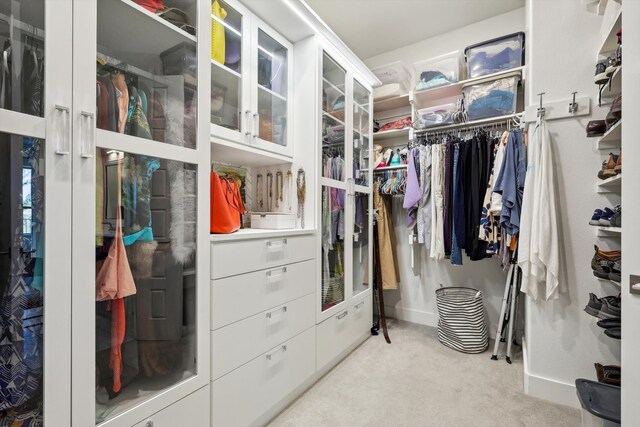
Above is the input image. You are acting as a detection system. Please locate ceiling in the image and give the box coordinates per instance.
[305,0,525,60]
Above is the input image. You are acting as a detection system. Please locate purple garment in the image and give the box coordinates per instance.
[403,148,422,209]
[443,140,454,256]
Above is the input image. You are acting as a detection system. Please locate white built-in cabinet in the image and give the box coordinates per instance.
[209,0,293,158]
[1,0,211,425]
[316,45,374,371]
[0,0,378,425]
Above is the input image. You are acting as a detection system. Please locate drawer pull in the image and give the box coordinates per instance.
[266,238,288,249]
[336,311,348,320]
[354,301,365,310]
[266,266,287,280]
[266,344,287,361]
[266,305,287,319]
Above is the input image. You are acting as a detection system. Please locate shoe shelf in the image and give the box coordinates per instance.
[601,68,621,103]
[373,127,411,142]
[596,174,621,193]
[597,277,621,288]
[595,121,621,150]
[598,6,621,57]
[410,66,525,109]
[596,226,622,237]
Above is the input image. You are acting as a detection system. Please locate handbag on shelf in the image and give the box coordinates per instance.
[210,172,246,234]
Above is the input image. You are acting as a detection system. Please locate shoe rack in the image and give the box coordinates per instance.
[593,0,622,290]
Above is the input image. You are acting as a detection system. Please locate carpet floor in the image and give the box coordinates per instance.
[269,320,581,427]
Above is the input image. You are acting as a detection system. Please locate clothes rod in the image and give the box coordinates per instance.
[0,13,45,39]
[414,113,524,134]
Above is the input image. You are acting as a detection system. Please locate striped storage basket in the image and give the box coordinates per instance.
[435,287,488,354]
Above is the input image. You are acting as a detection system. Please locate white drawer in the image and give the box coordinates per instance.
[212,259,316,330]
[134,385,209,427]
[316,306,354,371]
[350,295,373,343]
[211,234,316,279]
[212,293,315,380]
[212,327,316,427]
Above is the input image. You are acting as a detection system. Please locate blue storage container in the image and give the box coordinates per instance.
[462,72,520,121]
[465,32,525,78]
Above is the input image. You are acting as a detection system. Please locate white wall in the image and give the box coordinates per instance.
[365,9,526,340]
[522,0,620,409]
[621,0,639,423]
[365,1,622,410]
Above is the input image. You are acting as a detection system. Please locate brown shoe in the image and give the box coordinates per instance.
[615,151,621,174]
[610,94,622,119]
[591,245,621,280]
[587,120,607,137]
[595,363,621,386]
[598,153,618,180]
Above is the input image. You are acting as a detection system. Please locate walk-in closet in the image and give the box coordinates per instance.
[0,0,637,425]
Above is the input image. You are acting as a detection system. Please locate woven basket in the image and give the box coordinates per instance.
[435,286,488,354]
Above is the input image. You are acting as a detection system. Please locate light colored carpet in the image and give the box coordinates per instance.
[269,320,580,427]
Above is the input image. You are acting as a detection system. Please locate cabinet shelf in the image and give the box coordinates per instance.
[594,120,621,150]
[211,136,292,167]
[323,77,345,97]
[373,93,410,115]
[258,84,287,102]
[596,174,621,193]
[411,66,525,109]
[373,127,410,142]
[98,0,196,71]
[211,58,242,79]
[322,110,345,126]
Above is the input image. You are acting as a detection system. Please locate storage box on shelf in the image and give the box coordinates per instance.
[411,66,525,110]
[462,71,520,121]
[464,32,525,79]
[413,51,462,92]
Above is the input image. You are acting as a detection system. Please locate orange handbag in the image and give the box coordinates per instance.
[210,172,246,233]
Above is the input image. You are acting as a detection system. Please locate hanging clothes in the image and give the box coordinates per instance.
[430,144,445,261]
[442,140,454,256]
[493,128,526,237]
[518,118,562,301]
[450,142,463,265]
[417,146,432,247]
[374,181,400,289]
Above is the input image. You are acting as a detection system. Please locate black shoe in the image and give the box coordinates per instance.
[599,297,621,320]
[604,327,621,340]
[584,293,602,317]
[594,60,609,84]
[597,318,621,329]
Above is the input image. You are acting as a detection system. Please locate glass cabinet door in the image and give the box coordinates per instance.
[72,0,205,424]
[352,80,371,187]
[0,0,45,117]
[322,52,346,181]
[252,24,291,154]
[321,186,346,312]
[352,192,370,297]
[0,0,72,425]
[210,0,247,140]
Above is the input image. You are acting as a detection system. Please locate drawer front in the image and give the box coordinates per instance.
[350,295,373,343]
[134,385,209,427]
[212,259,315,330]
[212,327,316,427]
[316,307,354,371]
[211,234,316,279]
[212,293,315,380]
